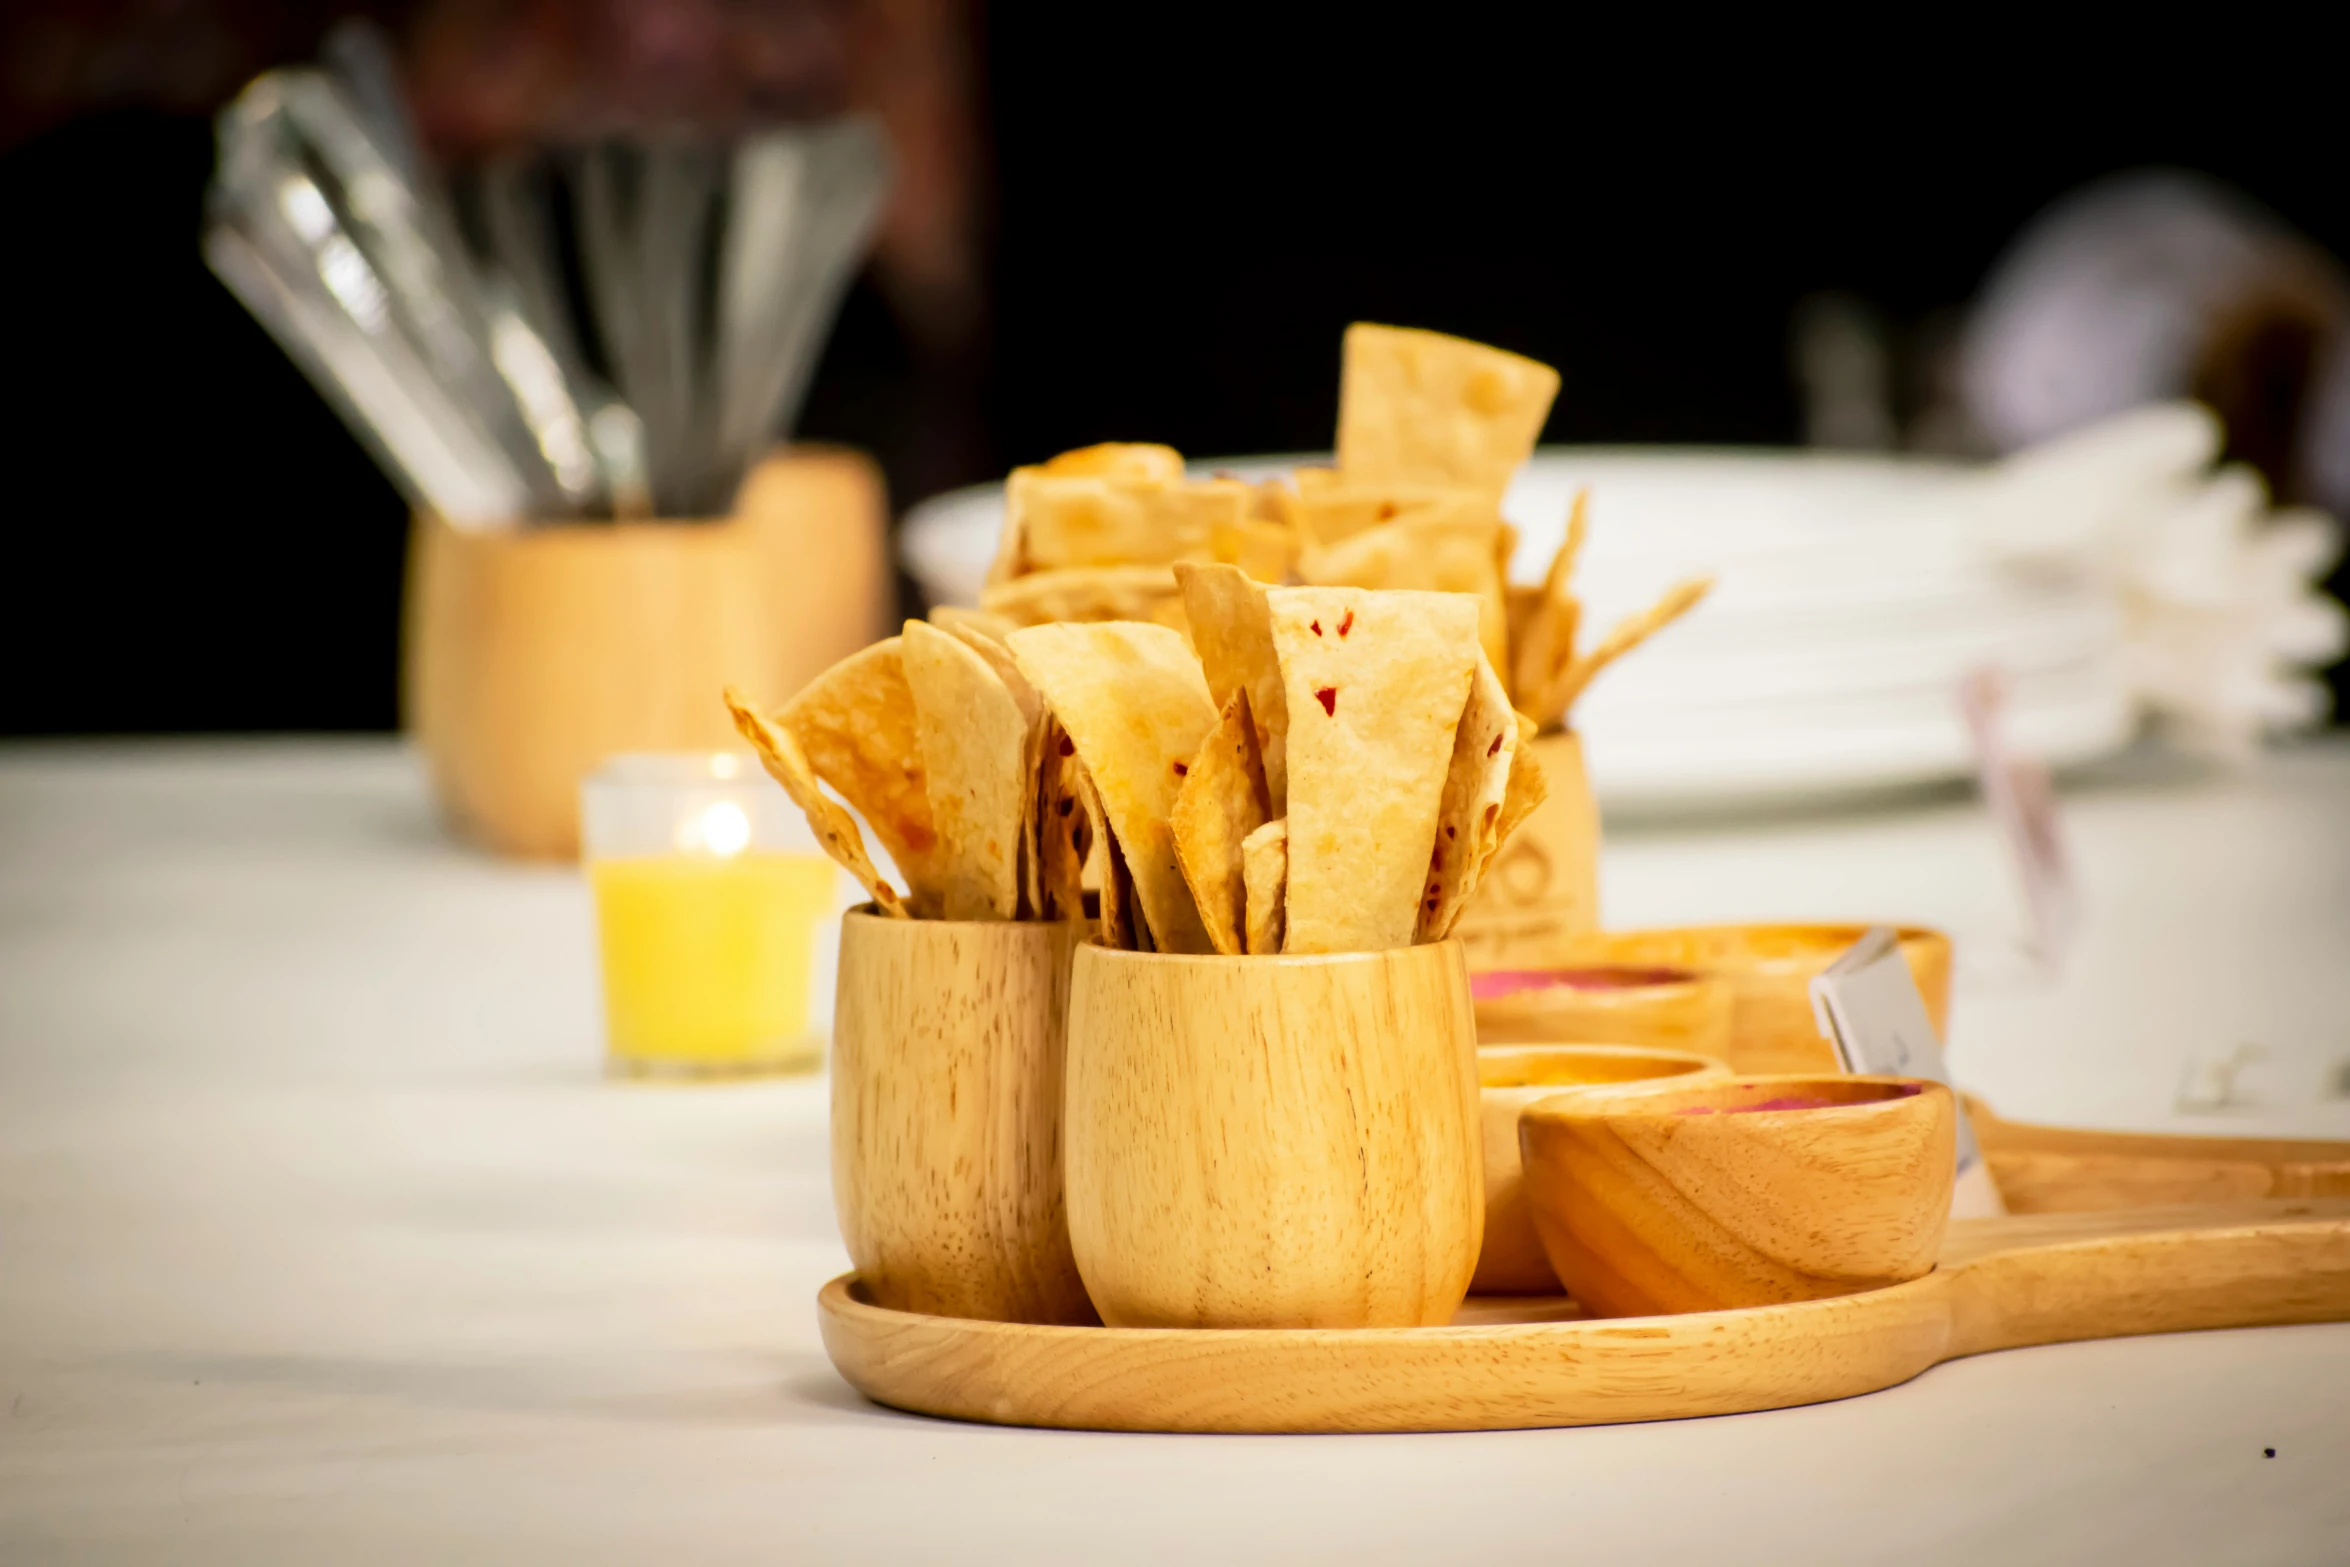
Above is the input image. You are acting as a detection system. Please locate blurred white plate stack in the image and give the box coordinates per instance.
[902,407,2342,814]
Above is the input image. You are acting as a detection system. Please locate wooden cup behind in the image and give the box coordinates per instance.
[403,446,887,859]
[1520,1074,1954,1317]
[1563,924,1953,1074]
[1473,1043,1729,1294]
[833,912,1094,1325]
[1065,941,1483,1329]
[1472,965,1733,1057]
[1452,731,1599,970]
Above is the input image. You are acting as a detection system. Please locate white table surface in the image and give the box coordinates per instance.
[3,738,2346,1564]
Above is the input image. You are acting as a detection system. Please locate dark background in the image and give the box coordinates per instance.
[3,13,2345,733]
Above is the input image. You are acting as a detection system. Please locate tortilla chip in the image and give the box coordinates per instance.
[1209,516,1297,583]
[1170,690,1270,956]
[940,615,1047,909]
[1268,586,1479,953]
[1013,474,1248,573]
[900,621,1027,920]
[1242,818,1288,956]
[1513,488,1590,708]
[928,604,1019,644]
[1415,651,1519,942]
[1296,507,1510,678]
[1040,442,1186,483]
[1035,718,1089,923]
[1336,324,1559,496]
[1007,621,1217,955]
[725,687,906,918]
[1540,575,1714,725]
[1287,479,1472,550]
[1071,762,1138,950]
[981,564,1182,628]
[1487,719,1550,878]
[1173,563,1289,813]
[777,637,943,915]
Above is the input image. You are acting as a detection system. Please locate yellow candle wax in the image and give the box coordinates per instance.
[590,851,838,1074]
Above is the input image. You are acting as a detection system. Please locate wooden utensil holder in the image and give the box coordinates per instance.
[1473,1043,1727,1294]
[403,445,888,859]
[832,911,1094,1325]
[1064,940,1483,1329]
[1454,729,1600,970]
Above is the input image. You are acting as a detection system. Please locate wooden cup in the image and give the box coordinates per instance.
[1520,1074,1954,1317]
[1563,924,1953,1074]
[1065,941,1483,1329]
[1472,964,1733,1058]
[1452,730,1600,969]
[403,446,887,859]
[832,911,1095,1325]
[1473,1044,1728,1294]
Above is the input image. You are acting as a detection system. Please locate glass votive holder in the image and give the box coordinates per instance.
[581,752,842,1078]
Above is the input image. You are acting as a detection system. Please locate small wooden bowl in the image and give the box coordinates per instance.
[1562,924,1952,1074]
[1065,940,1482,1329]
[832,910,1094,1325]
[1472,964,1733,1058]
[1519,1074,1954,1317]
[1473,1044,1728,1294]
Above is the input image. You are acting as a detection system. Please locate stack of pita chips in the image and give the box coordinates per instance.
[1002,568,1546,956]
[976,443,1298,633]
[724,617,1091,924]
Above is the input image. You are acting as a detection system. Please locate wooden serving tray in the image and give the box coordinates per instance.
[818,1114,2350,1435]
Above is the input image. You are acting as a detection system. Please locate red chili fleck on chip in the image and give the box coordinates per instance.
[1172,761,1188,776]
[1314,686,1338,715]
[1425,896,1439,911]
[1058,795,1075,817]
[1058,735,1075,757]
[1310,619,1323,636]
[1338,609,1355,638]
[1487,731,1504,757]
[1445,825,1457,840]
[1431,848,1444,870]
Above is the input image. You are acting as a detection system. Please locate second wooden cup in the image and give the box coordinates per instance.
[1065,941,1484,1329]
[832,910,1094,1325]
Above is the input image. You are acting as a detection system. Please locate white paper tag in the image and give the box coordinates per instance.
[1810,926,2006,1218]
[1959,667,2078,970]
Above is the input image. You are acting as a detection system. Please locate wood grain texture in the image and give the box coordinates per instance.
[1064,940,1482,1328]
[1473,1045,1727,1293]
[1562,924,1952,1074]
[832,912,1094,1325]
[1971,1098,2350,1212]
[1454,731,1599,970]
[1519,1075,1954,1316]
[403,446,887,858]
[1473,966,1733,1057]
[816,1194,2350,1433]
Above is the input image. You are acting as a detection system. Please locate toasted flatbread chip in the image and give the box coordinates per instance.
[1488,717,1550,875]
[980,564,1182,628]
[1297,507,1510,679]
[1415,650,1519,942]
[777,637,943,914]
[1173,563,1289,813]
[1007,621,1217,955]
[1539,574,1714,726]
[1269,585,1479,953]
[1071,762,1138,950]
[928,604,1020,644]
[1209,516,1297,583]
[1287,479,1469,550]
[1040,442,1186,483]
[1012,474,1248,573]
[900,621,1027,920]
[1242,818,1289,956]
[1035,719,1089,923]
[940,618,1048,911]
[1336,324,1560,496]
[1513,488,1590,706]
[725,687,907,918]
[1170,690,1270,956]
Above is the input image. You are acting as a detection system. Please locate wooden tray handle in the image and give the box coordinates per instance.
[1968,1097,2350,1214]
[1941,1196,2350,1359]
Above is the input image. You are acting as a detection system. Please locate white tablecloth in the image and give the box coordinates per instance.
[3,739,2345,1563]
